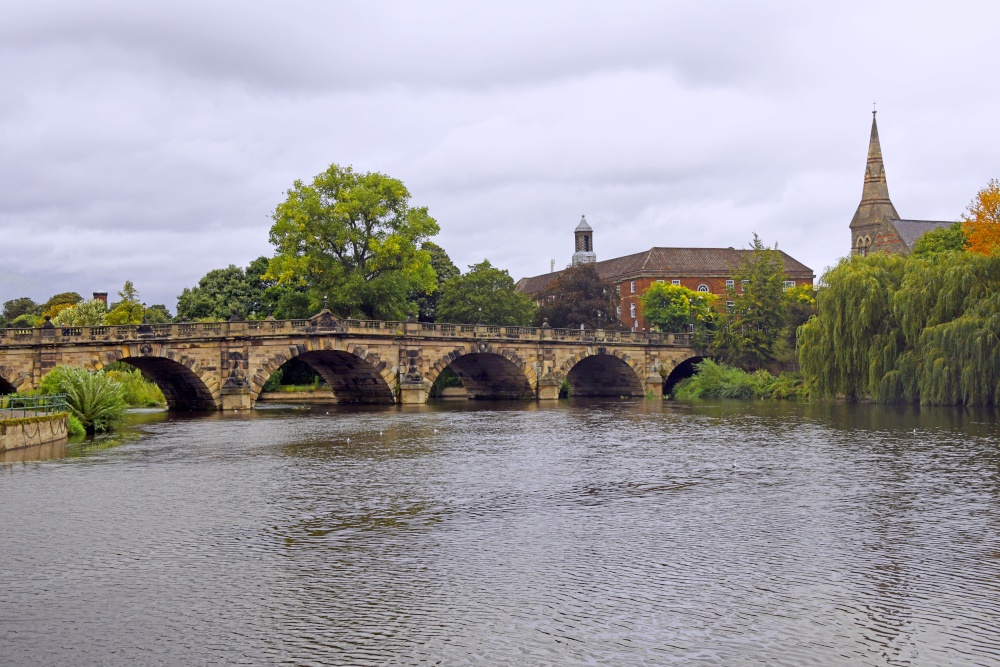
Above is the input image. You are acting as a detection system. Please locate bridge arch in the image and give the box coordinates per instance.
[252,343,396,404]
[0,365,23,394]
[102,345,220,410]
[560,349,646,397]
[425,345,536,400]
[662,354,706,395]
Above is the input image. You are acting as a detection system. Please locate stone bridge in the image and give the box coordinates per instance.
[0,312,703,410]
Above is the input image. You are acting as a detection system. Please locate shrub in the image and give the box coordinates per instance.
[39,366,127,433]
[673,359,806,400]
[261,367,284,392]
[103,367,165,407]
[66,414,86,437]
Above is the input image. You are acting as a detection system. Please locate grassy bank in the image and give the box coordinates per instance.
[673,359,808,400]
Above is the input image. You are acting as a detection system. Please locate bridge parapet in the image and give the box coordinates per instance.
[0,320,694,347]
[0,318,703,409]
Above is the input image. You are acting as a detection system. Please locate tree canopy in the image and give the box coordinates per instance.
[410,241,459,322]
[1,297,38,326]
[710,234,788,367]
[52,299,107,326]
[268,164,440,320]
[799,249,1000,405]
[640,282,716,332]
[531,264,619,329]
[436,260,536,326]
[962,178,1000,255]
[912,222,967,257]
[176,256,313,322]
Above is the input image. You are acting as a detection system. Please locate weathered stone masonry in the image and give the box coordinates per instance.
[0,315,703,410]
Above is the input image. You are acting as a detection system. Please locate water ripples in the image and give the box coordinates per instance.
[1,400,999,666]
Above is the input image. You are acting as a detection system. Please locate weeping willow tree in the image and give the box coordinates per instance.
[799,250,1000,406]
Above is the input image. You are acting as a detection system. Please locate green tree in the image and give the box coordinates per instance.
[2,297,39,326]
[437,260,536,326]
[145,304,172,323]
[246,255,308,319]
[268,164,440,320]
[912,222,968,257]
[777,285,817,363]
[411,241,460,321]
[799,250,1000,406]
[176,265,251,321]
[640,282,717,332]
[41,292,82,320]
[51,298,108,326]
[798,253,906,401]
[10,313,42,328]
[105,281,146,325]
[531,264,619,329]
[711,234,788,367]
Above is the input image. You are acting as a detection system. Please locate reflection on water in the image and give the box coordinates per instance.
[1,399,999,666]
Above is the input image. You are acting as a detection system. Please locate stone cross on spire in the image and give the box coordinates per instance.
[850,111,899,236]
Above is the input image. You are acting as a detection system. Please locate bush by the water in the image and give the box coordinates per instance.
[102,364,166,407]
[39,366,127,433]
[66,414,86,437]
[673,359,807,400]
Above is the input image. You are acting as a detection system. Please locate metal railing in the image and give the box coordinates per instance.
[0,394,68,419]
[0,319,694,347]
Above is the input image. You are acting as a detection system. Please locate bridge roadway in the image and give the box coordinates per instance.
[0,312,702,410]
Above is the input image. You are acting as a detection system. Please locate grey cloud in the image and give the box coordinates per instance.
[0,0,997,308]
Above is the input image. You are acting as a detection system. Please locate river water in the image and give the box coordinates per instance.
[1,399,999,666]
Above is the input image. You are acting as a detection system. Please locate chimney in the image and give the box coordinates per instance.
[93,292,108,305]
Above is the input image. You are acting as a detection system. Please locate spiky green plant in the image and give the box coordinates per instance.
[39,366,127,433]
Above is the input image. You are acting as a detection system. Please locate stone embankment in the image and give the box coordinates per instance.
[0,413,69,451]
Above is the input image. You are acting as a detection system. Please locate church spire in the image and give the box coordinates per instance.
[850,111,899,232]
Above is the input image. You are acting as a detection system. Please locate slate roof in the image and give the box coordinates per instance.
[516,247,814,295]
[891,219,954,248]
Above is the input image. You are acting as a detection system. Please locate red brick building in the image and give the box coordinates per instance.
[516,218,814,330]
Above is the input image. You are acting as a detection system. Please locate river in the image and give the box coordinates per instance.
[1,399,999,666]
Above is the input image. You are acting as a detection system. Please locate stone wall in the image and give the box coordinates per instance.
[0,413,69,451]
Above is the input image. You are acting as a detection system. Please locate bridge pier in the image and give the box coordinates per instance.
[221,387,253,411]
[537,375,561,401]
[644,373,664,399]
[398,380,429,404]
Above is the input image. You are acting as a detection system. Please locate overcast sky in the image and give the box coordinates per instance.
[1,1,997,309]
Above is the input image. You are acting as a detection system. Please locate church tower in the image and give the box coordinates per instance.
[572,215,596,266]
[850,111,900,255]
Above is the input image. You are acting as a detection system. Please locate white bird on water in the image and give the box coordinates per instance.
[433,428,439,434]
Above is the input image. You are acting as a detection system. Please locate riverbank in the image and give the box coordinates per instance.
[671,359,807,400]
[0,412,68,451]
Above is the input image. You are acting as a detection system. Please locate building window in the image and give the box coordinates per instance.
[656,279,664,283]
[630,281,635,293]
[629,303,636,318]
[783,280,796,291]
[671,279,681,286]
[697,284,710,293]
[726,279,735,288]
[726,301,735,310]
[741,279,749,292]
[633,320,638,331]
[616,306,621,317]
[615,284,620,296]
